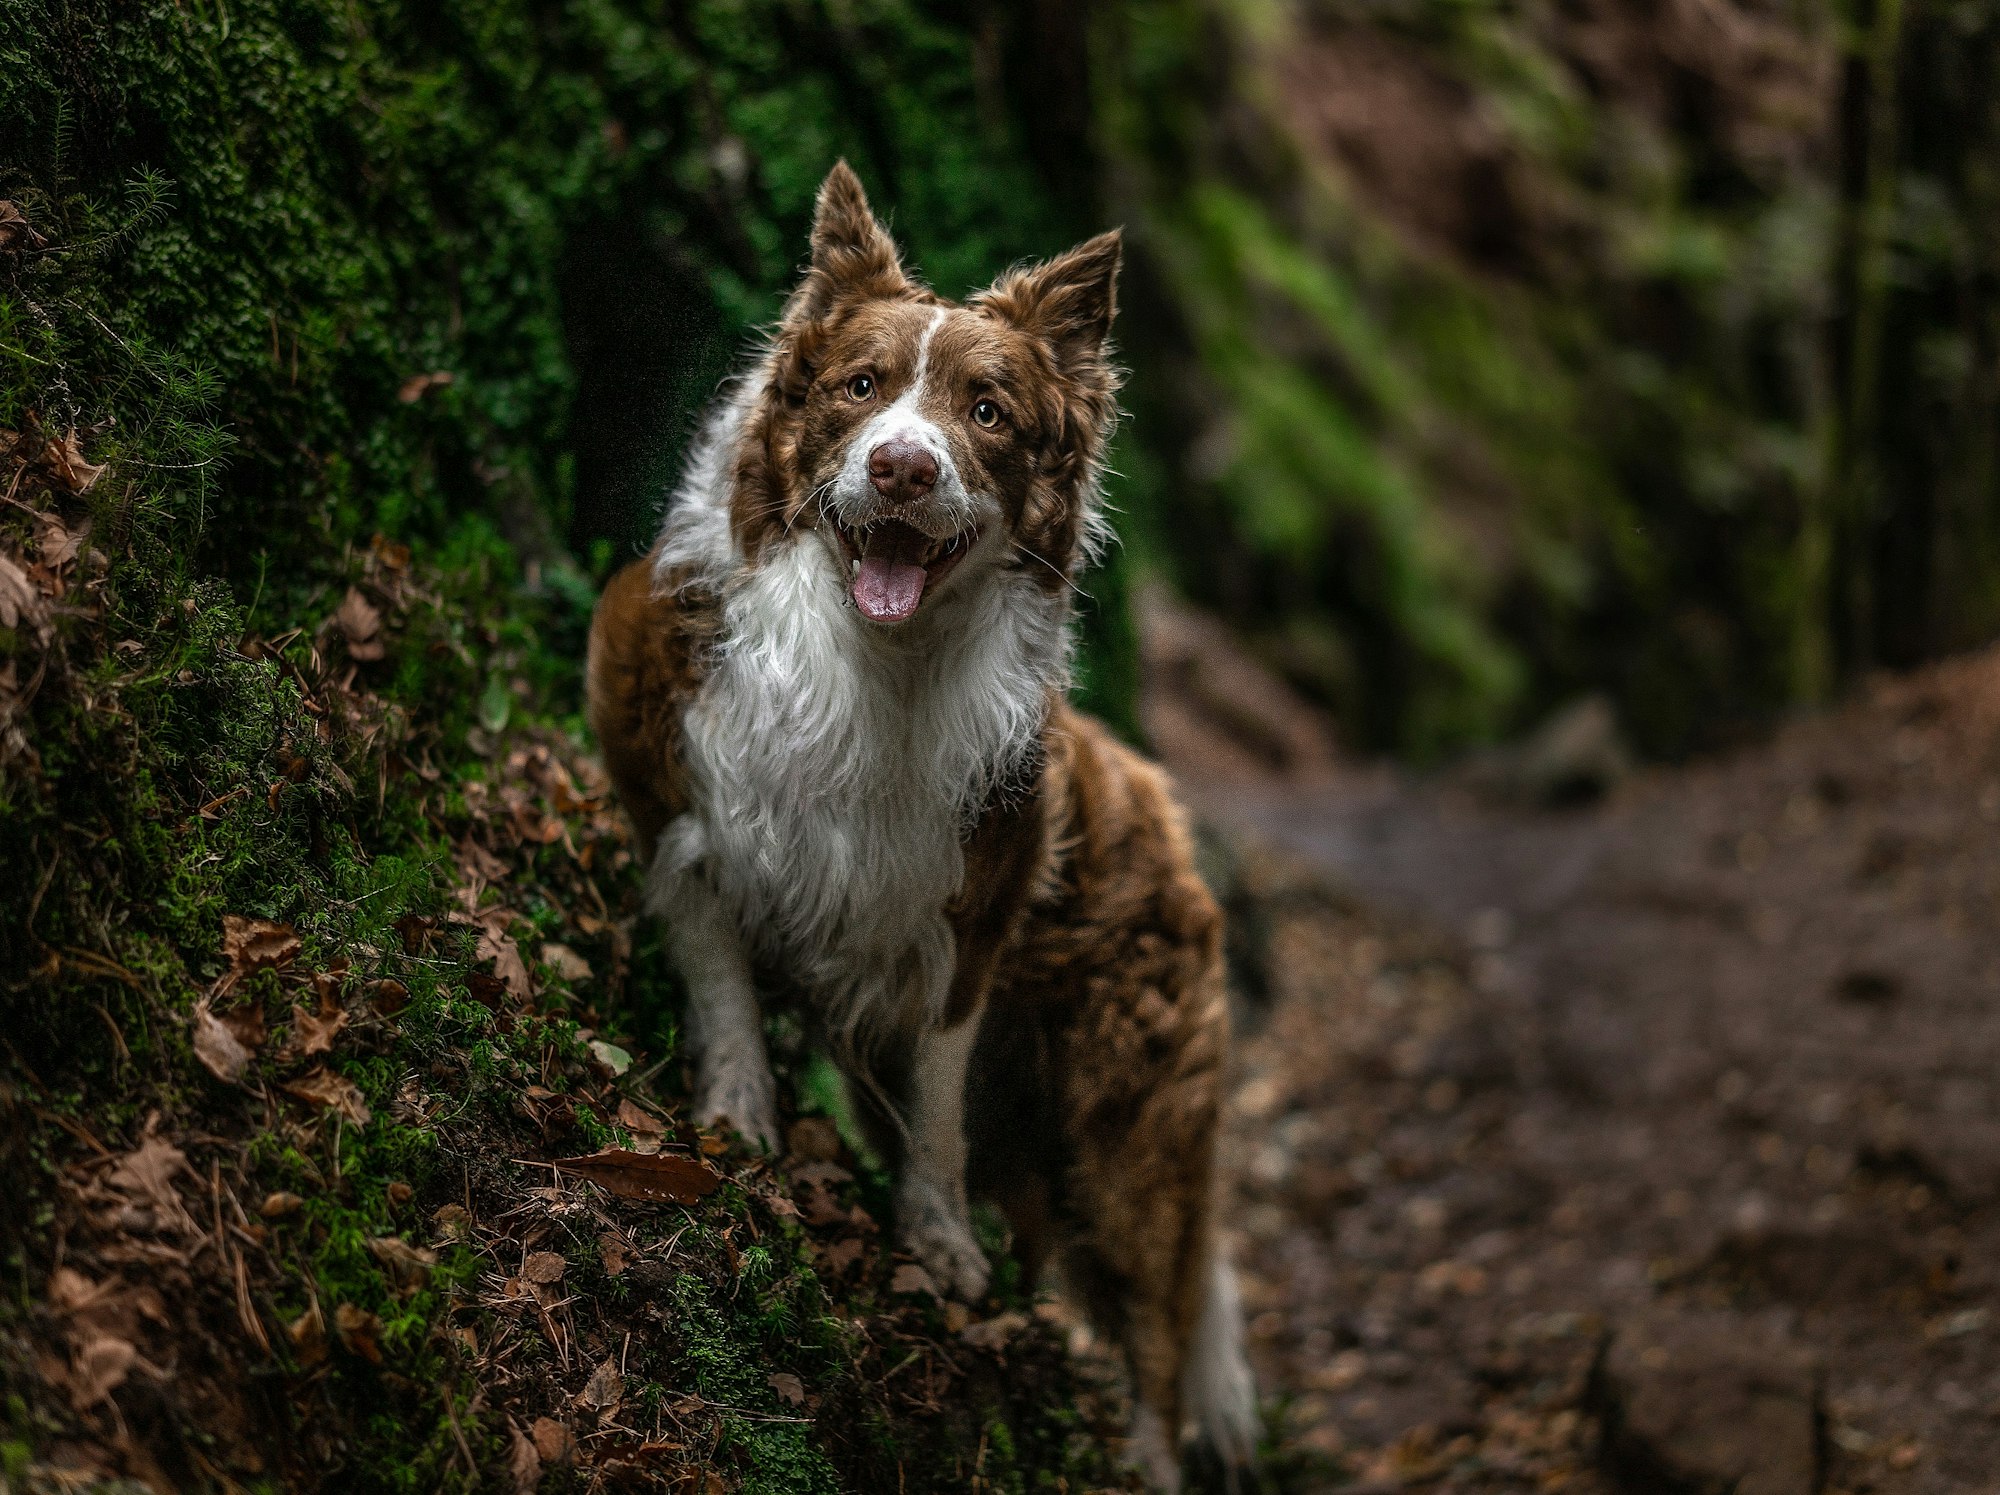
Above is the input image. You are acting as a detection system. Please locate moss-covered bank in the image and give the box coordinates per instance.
[0,0,1151,1488]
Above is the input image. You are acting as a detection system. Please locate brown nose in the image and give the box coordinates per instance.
[867,438,939,504]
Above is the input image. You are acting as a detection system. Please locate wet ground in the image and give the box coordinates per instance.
[1147,599,2000,1493]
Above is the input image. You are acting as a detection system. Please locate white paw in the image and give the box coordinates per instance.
[1127,1405,1182,1494]
[895,1180,990,1301]
[694,1051,780,1154]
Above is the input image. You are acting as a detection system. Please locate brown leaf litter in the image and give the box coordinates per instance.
[543,1147,722,1204]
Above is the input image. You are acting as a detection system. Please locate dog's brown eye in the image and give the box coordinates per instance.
[847,374,875,402]
[971,398,1001,428]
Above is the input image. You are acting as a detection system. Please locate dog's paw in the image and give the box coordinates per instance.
[895,1181,990,1301]
[694,1052,780,1154]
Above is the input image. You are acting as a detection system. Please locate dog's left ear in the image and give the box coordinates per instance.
[975,230,1122,375]
[790,161,911,322]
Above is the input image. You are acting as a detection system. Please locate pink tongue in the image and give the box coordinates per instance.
[853,527,928,623]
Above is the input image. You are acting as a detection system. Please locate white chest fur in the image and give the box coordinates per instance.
[649,402,1069,1045]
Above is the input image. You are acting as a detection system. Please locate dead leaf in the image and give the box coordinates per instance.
[42,429,104,494]
[823,1238,864,1274]
[67,1333,137,1411]
[368,977,410,1016]
[219,915,300,991]
[617,1099,667,1155]
[288,1302,328,1367]
[531,1417,576,1465]
[890,1263,940,1298]
[579,1356,624,1415]
[785,1117,843,1165]
[260,1191,303,1219]
[193,1000,262,1083]
[397,370,455,403]
[959,1311,1028,1350]
[541,942,592,984]
[433,1202,473,1240]
[105,1136,191,1224]
[460,904,534,1000]
[38,513,87,569]
[522,1251,566,1285]
[0,552,47,634]
[508,1422,543,1495]
[334,587,385,661]
[333,1302,383,1363]
[284,1067,372,1127]
[547,1147,722,1204]
[597,1232,629,1276]
[0,200,48,252]
[289,997,348,1057]
[367,1237,437,1292]
[768,1371,805,1406]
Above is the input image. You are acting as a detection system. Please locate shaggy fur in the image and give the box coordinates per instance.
[587,162,1255,1487]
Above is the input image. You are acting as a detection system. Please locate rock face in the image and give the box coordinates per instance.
[1590,1309,1824,1495]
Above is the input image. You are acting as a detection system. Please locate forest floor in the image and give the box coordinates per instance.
[1142,594,2000,1495]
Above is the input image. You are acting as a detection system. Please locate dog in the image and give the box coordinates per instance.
[587,162,1255,1488]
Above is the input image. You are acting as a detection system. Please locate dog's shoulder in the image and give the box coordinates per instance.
[586,549,722,859]
[1041,702,1222,948]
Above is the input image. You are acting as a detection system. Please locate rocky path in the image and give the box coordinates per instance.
[1148,602,2000,1493]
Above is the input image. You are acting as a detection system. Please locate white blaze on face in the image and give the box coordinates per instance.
[829,308,1001,622]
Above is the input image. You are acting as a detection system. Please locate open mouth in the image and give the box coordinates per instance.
[832,517,978,624]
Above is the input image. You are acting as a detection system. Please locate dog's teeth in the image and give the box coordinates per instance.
[851,559,860,578]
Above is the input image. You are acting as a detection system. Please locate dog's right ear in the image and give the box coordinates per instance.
[789,161,910,322]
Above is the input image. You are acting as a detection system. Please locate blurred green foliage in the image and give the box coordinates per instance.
[1101,0,2000,756]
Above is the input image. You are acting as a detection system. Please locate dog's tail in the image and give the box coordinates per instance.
[1183,1246,1258,1470]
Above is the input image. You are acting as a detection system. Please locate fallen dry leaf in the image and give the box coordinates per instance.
[219,915,300,991]
[38,513,87,569]
[785,1116,843,1164]
[768,1371,806,1407]
[368,977,410,1016]
[617,1098,667,1155]
[42,428,105,494]
[433,1202,473,1240]
[288,997,347,1057]
[522,1250,566,1285]
[260,1191,303,1219]
[541,941,592,984]
[284,1067,372,1127]
[889,1263,940,1298]
[397,370,455,403]
[334,587,384,661]
[333,1302,383,1364]
[367,1236,437,1292]
[67,1333,137,1411]
[959,1310,1028,1351]
[0,200,48,251]
[597,1232,629,1276]
[193,1000,263,1083]
[579,1356,624,1415]
[288,1302,329,1367]
[531,1417,576,1465]
[105,1136,193,1228]
[507,1422,542,1495]
[547,1147,722,1205]
[0,552,47,634]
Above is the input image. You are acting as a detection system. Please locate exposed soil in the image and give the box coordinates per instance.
[1149,600,2000,1493]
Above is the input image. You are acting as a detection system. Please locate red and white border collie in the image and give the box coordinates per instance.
[588,163,1255,1487]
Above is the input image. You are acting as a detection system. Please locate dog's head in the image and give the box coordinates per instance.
[732,162,1121,625]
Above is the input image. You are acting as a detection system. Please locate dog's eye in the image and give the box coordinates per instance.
[971,398,1001,428]
[846,374,875,402]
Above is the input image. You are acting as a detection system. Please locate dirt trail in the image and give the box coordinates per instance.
[1148,602,2000,1493]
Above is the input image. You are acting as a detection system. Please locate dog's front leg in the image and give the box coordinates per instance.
[661,873,780,1153]
[895,1010,990,1301]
